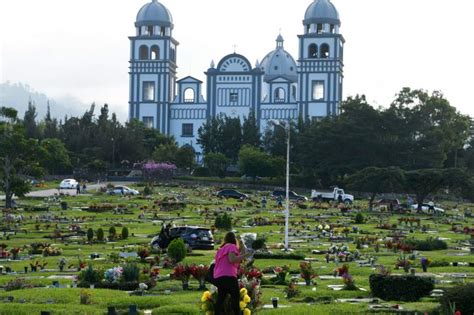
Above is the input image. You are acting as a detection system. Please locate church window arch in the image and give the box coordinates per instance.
[308,44,318,58]
[139,45,149,60]
[321,44,330,58]
[184,88,195,103]
[274,88,285,103]
[151,46,160,60]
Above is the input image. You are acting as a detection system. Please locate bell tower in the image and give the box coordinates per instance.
[129,0,178,134]
[298,0,344,120]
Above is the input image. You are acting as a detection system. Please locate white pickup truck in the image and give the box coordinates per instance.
[311,187,354,204]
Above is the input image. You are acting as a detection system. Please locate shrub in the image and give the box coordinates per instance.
[215,213,232,231]
[193,167,210,177]
[87,228,94,242]
[168,238,187,263]
[5,278,33,291]
[122,263,140,282]
[79,264,102,285]
[96,228,104,242]
[121,227,129,239]
[403,237,447,251]
[143,185,153,196]
[369,274,434,302]
[109,226,117,239]
[355,212,364,224]
[441,283,474,315]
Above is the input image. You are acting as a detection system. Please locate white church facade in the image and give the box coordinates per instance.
[128,0,344,154]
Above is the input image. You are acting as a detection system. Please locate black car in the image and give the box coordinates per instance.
[216,189,248,199]
[150,226,214,250]
[272,190,308,202]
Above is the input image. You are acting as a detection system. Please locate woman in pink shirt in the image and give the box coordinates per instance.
[213,232,252,315]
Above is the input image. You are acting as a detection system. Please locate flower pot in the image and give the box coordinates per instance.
[453,262,458,267]
[182,282,189,290]
[305,279,312,286]
[271,297,279,308]
[24,266,28,273]
[107,306,118,315]
[31,266,37,272]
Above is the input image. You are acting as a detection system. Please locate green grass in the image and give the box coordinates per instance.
[0,182,473,314]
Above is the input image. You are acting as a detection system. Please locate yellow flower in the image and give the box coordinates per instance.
[243,294,251,304]
[243,308,251,315]
[240,288,248,297]
[201,291,211,302]
[240,301,247,310]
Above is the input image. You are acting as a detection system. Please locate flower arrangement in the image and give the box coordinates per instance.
[273,265,289,285]
[150,266,160,279]
[377,265,392,276]
[104,267,123,283]
[137,247,150,261]
[300,261,317,285]
[43,246,62,257]
[239,277,262,311]
[284,280,300,298]
[190,264,209,289]
[200,287,253,315]
[245,267,262,281]
[334,264,349,277]
[172,263,191,289]
[396,254,413,273]
[342,272,357,290]
[9,247,21,260]
[80,289,92,305]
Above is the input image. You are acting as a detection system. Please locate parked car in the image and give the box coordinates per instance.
[216,189,248,199]
[311,187,354,204]
[411,204,445,213]
[150,226,214,250]
[272,190,308,202]
[59,179,79,189]
[108,185,139,196]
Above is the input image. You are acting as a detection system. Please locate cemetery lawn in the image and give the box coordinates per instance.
[0,182,473,314]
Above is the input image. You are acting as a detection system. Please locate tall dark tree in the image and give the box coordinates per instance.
[43,102,58,139]
[242,111,260,147]
[23,100,39,139]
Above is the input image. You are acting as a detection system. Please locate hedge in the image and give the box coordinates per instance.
[369,274,434,302]
[441,283,474,315]
[253,252,305,260]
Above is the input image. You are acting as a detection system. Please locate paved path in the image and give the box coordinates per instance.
[1,182,140,200]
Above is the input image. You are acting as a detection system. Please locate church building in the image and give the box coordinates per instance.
[128,0,344,155]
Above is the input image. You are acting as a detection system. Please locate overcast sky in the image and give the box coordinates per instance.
[1,0,473,120]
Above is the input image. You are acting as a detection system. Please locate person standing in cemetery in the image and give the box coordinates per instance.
[213,232,253,315]
[76,183,81,195]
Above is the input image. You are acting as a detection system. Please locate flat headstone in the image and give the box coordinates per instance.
[119,252,138,259]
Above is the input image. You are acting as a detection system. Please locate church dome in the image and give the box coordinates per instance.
[136,0,173,28]
[260,35,298,83]
[304,0,340,26]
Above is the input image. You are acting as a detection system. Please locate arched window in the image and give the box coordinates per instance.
[321,44,330,58]
[139,45,149,60]
[308,44,318,58]
[274,88,285,103]
[151,46,160,60]
[184,88,195,103]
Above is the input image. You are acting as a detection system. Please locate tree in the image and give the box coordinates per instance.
[87,228,94,243]
[0,107,44,208]
[204,152,229,178]
[238,145,284,178]
[404,168,473,212]
[43,102,58,139]
[153,143,179,164]
[197,116,224,155]
[96,228,104,242]
[242,111,260,147]
[346,167,405,210]
[39,138,72,175]
[23,100,39,139]
[176,145,196,170]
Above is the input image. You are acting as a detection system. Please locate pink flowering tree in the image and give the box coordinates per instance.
[142,161,177,183]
